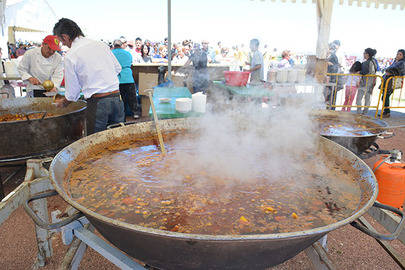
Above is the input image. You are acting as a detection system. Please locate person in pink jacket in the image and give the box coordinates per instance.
[342,61,362,112]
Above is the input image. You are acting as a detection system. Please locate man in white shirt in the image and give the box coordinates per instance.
[53,18,124,134]
[245,39,264,84]
[17,35,63,97]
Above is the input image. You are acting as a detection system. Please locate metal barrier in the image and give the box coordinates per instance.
[326,73,384,117]
[380,75,405,119]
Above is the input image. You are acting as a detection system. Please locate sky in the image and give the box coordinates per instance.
[10,0,405,57]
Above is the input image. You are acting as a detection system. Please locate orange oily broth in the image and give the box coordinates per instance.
[317,119,381,136]
[66,135,362,235]
[0,112,57,122]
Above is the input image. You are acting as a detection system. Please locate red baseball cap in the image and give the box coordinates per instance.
[43,35,61,51]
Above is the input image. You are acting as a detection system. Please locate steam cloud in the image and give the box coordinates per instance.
[165,85,328,186]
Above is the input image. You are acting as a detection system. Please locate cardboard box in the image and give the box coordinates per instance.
[141,95,151,117]
[138,73,159,95]
[171,74,186,87]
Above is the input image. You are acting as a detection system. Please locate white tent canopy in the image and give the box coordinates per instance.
[0,0,56,57]
[248,0,404,59]
[3,0,56,36]
[256,0,405,10]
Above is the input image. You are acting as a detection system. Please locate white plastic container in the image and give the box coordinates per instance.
[4,60,20,77]
[192,92,207,113]
[267,69,276,83]
[297,69,306,83]
[175,98,192,113]
[287,69,298,83]
[276,69,288,83]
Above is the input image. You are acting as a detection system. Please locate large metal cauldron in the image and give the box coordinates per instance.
[0,98,86,164]
[312,110,389,155]
[49,118,404,269]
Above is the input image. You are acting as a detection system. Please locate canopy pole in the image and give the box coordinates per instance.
[167,0,172,81]
[314,0,334,83]
[316,0,334,59]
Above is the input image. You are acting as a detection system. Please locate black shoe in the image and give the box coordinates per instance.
[382,113,390,118]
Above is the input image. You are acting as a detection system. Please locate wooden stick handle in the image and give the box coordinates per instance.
[146,89,166,155]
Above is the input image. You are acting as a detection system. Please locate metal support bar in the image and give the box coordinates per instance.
[368,206,405,244]
[0,159,54,268]
[32,188,53,266]
[305,237,335,270]
[73,227,146,270]
[60,224,92,270]
[0,177,53,224]
[167,0,172,81]
[358,217,405,269]
[0,171,4,200]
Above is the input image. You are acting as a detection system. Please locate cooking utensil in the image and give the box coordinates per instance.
[146,89,166,155]
[46,118,404,270]
[42,80,54,91]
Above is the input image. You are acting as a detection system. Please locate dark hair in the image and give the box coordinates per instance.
[250,39,259,47]
[332,40,340,46]
[398,49,405,57]
[350,61,362,73]
[53,18,84,40]
[364,48,377,58]
[141,44,150,57]
[135,37,142,42]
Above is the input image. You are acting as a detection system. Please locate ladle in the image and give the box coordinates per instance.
[145,89,166,155]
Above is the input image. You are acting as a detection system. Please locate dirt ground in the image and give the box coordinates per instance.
[0,112,404,270]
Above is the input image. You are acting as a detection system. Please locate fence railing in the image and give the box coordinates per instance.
[325,73,404,118]
[380,75,405,119]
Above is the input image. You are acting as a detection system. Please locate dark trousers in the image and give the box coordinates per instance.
[323,86,337,110]
[382,88,393,114]
[86,93,125,134]
[119,83,139,116]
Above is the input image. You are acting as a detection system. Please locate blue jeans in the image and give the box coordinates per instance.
[86,93,125,134]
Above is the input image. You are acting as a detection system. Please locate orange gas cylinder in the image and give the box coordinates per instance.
[373,156,405,209]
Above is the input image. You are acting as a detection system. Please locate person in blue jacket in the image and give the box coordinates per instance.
[112,39,139,118]
[380,49,405,117]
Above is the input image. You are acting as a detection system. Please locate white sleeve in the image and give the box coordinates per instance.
[64,57,81,102]
[17,51,33,81]
[51,56,64,89]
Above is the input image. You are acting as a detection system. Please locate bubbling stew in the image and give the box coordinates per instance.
[65,133,363,235]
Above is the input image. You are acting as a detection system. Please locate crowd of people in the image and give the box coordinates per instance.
[1,25,404,131]
[325,40,405,118]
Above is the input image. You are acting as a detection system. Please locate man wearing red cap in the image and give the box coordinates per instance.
[18,35,63,97]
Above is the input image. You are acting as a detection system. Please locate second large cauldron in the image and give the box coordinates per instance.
[312,110,389,155]
[0,98,86,164]
[48,118,404,269]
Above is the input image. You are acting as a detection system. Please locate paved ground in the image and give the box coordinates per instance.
[0,111,404,270]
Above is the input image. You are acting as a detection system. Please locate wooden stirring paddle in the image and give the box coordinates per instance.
[146,89,166,155]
